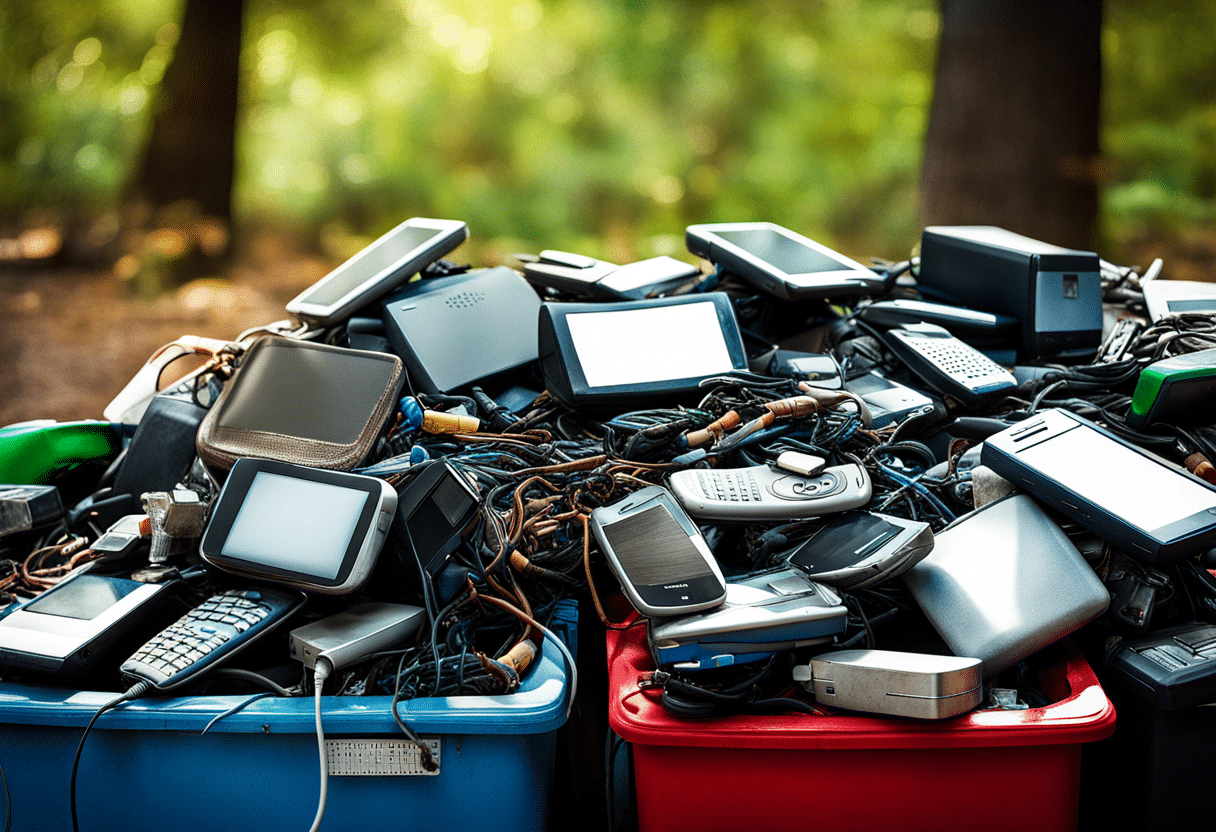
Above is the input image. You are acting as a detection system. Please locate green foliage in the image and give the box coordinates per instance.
[1103,1,1216,245]
[0,1,180,212]
[0,0,1211,267]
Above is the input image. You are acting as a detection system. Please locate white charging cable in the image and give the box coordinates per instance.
[308,659,333,832]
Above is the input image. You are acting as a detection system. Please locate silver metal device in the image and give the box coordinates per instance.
[648,568,847,671]
[902,493,1109,677]
[286,217,467,326]
[289,602,426,671]
[590,486,727,618]
[794,649,983,720]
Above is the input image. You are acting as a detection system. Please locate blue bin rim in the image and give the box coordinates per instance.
[0,632,570,736]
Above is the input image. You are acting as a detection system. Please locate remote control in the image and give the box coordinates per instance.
[667,456,871,521]
[122,587,305,690]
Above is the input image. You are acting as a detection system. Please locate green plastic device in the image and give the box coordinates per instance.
[1127,348,1216,430]
[0,420,122,485]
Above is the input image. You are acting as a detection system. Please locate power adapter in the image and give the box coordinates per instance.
[291,602,426,832]
[289,602,425,672]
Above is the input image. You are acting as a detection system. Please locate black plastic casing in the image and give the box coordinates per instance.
[918,226,1102,360]
[1109,623,1216,710]
[981,409,1216,563]
[856,299,1021,350]
[113,393,208,499]
[537,293,747,410]
[380,267,541,394]
[391,459,480,579]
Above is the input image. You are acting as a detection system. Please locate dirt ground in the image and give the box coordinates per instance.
[0,241,330,426]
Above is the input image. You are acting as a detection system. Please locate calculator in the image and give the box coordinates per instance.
[879,323,1016,406]
[121,587,305,690]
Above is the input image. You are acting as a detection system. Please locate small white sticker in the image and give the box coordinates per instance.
[325,738,441,776]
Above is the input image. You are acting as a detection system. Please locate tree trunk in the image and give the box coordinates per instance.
[130,0,244,233]
[920,0,1103,251]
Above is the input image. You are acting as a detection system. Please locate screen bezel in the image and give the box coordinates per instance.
[201,458,384,590]
[541,292,747,405]
[983,409,1216,560]
[687,222,881,298]
[286,218,467,324]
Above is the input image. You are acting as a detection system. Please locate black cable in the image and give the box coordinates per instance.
[1,754,9,832]
[605,732,623,832]
[748,697,819,716]
[70,681,152,832]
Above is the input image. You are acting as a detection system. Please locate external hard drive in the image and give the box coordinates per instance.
[794,649,983,719]
[902,494,1108,678]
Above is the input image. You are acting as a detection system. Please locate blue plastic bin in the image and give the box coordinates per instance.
[0,605,574,832]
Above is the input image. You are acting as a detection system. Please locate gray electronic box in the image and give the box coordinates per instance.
[380,267,541,394]
[902,494,1108,678]
[794,649,983,720]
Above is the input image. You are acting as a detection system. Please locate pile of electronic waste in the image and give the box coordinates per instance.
[3,216,1215,742]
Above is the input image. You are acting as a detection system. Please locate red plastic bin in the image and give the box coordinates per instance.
[608,622,1116,832]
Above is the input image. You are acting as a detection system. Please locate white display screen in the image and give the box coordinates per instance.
[1017,427,1216,531]
[565,301,736,388]
[222,472,369,579]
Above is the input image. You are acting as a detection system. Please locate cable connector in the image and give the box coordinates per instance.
[638,670,670,690]
[421,410,481,435]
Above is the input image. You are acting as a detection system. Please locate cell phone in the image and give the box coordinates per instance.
[648,567,847,671]
[856,298,1020,350]
[666,455,871,521]
[121,587,305,690]
[844,371,935,428]
[590,486,727,617]
[784,511,934,590]
[0,574,182,678]
[520,251,700,300]
[875,323,1017,406]
[981,408,1216,562]
[286,217,467,326]
[685,221,884,301]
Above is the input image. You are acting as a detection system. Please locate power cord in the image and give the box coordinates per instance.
[1,755,9,832]
[70,680,153,832]
[308,659,333,832]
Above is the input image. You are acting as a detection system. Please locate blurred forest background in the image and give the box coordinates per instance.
[1,0,1214,422]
